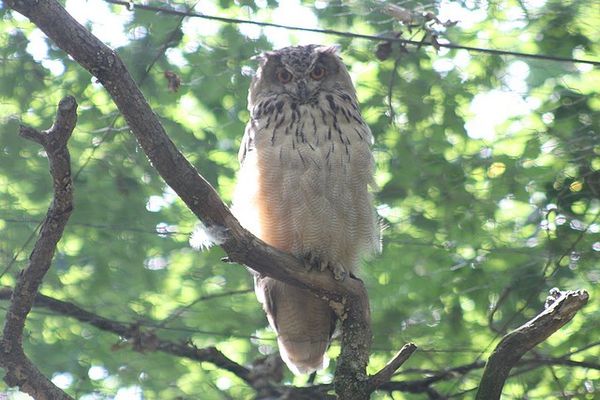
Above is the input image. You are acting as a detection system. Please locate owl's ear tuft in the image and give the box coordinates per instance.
[250,53,267,65]
[315,44,341,55]
[252,51,280,66]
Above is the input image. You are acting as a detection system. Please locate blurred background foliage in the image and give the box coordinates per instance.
[0,0,599,398]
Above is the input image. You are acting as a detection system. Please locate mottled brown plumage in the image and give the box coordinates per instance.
[232,45,379,374]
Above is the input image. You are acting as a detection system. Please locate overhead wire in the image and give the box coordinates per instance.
[102,0,600,66]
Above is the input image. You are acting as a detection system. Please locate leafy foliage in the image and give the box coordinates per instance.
[1,0,598,398]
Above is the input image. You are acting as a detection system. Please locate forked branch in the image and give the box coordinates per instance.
[0,96,77,400]
[476,289,589,400]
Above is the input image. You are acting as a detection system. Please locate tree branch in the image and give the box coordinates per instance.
[0,96,77,400]
[4,1,373,398]
[2,284,595,398]
[0,287,252,384]
[368,343,417,391]
[0,288,335,399]
[520,356,600,371]
[475,289,589,400]
[378,353,598,396]
[380,360,485,394]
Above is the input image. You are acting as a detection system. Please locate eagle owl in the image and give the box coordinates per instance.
[232,44,379,375]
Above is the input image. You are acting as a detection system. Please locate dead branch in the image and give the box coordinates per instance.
[475,289,589,400]
[0,96,77,400]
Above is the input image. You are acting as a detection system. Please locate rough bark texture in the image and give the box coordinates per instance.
[0,96,77,400]
[475,289,589,400]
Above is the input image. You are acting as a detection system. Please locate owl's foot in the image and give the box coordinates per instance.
[303,252,320,271]
[329,263,347,281]
[303,253,347,281]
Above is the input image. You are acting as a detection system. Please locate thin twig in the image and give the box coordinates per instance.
[487,285,513,335]
[153,288,254,330]
[73,10,188,182]
[387,55,400,124]
[0,219,43,280]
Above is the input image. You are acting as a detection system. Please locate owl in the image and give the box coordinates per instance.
[232,44,379,375]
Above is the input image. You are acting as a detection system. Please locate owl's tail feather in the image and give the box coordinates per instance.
[278,335,330,375]
[257,278,336,375]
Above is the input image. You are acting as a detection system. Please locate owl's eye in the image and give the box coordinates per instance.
[310,65,326,80]
[276,69,293,84]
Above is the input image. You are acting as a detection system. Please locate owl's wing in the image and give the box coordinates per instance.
[255,275,279,330]
[238,122,256,164]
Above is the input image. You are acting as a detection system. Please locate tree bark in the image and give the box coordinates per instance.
[0,96,78,400]
[475,289,589,400]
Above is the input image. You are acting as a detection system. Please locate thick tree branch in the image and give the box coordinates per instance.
[0,96,77,400]
[475,289,589,400]
[4,1,373,397]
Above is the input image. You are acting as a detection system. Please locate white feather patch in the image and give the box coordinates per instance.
[189,222,228,251]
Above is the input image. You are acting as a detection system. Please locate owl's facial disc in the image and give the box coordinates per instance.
[295,79,310,102]
[273,73,318,104]
[278,67,325,104]
[251,45,347,107]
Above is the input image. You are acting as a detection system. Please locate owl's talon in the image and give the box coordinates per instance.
[303,259,313,271]
[303,254,315,271]
[330,264,347,281]
[319,260,328,272]
[303,252,322,271]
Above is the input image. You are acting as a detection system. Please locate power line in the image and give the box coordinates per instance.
[103,0,600,67]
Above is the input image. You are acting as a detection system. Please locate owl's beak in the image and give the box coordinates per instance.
[296,79,310,102]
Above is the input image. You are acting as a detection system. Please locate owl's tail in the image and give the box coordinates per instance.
[256,277,336,375]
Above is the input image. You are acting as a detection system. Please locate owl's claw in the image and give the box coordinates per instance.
[330,263,347,281]
[303,252,347,280]
[304,252,319,271]
[303,259,314,271]
[319,260,328,272]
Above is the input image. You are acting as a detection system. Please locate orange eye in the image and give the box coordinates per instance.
[310,65,326,80]
[276,69,292,83]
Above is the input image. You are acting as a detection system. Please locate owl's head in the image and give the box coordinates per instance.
[248,44,356,106]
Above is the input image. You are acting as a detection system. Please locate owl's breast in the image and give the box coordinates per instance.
[234,91,379,266]
[251,92,373,174]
